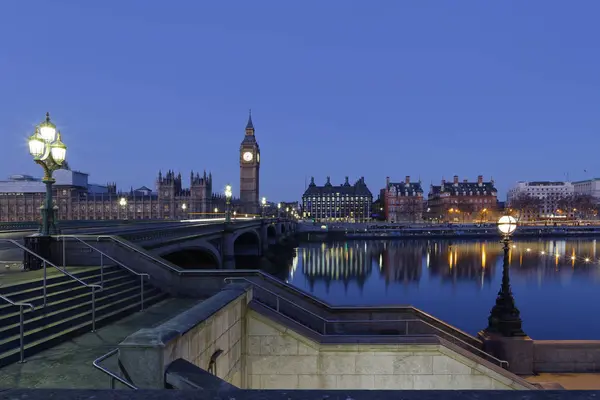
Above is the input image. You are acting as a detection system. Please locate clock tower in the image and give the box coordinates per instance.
[239,111,260,215]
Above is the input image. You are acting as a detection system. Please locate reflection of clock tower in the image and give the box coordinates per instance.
[239,111,260,215]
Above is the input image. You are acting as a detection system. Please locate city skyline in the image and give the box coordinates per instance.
[1,1,599,199]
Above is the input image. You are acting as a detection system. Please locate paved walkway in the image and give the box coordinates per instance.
[0,297,200,389]
[526,373,600,390]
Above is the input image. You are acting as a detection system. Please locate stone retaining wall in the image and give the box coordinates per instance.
[245,310,532,390]
[534,340,600,373]
[118,283,249,388]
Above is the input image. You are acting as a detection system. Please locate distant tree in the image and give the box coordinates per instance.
[559,194,598,219]
[456,200,475,222]
[509,193,542,221]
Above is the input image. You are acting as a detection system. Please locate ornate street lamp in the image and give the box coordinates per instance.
[181,203,187,220]
[119,197,128,220]
[277,202,281,219]
[28,113,67,236]
[261,197,267,218]
[224,185,232,223]
[485,215,526,337]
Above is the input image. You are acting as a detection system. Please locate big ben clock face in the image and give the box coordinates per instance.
[243,151,253,162]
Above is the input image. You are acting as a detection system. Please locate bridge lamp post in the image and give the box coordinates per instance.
[119,197,128,220]
[28,113,67,236]
[181,203,187,220]
[261,197,267,218]
[484,215,526,337]
[224,185,232,223]
[277,203,281,219]
[285,207,289,219]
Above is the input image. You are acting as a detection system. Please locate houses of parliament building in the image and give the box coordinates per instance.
[0,114,261,222]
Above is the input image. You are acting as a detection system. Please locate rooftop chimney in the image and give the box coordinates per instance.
[463,179,468,183]
[386,176,390,187]
[478,175,483,185]
[405,175,410,184]
[453,175,459,184]
[441,178,446,185]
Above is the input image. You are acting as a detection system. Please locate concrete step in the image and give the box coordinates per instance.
[0,279,140,340]
[0,268,129,314]
[0,266,117,295]
[0,265,168,368]
[0,289,168,368]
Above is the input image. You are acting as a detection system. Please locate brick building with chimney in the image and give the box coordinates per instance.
[382,176,424,223]
[428,175,497,222]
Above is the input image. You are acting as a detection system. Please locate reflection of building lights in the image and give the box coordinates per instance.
[526,248,531,252]
[585,258,590,262]
[571,256,576,260]
[541,251,545,255]
[512,245,517,249]
[481,243,486,268]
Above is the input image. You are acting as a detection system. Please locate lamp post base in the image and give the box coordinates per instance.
[23,235,53,271]
[478,330,534,375]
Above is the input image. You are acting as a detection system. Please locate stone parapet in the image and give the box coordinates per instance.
[118,283,250,388]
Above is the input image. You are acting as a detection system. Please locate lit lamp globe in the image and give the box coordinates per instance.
[119,197,127,207]
[50,132,67,164]
[38,113,57,142]
[28,129,46,160]
[261,197,266,206]
[277,203,281,209]
[497,215,517,237]
[225,185,232,199]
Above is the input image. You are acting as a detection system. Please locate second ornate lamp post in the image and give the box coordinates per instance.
[28,113,67,236]
[484,215,527,337]
[277,202,281,219]
[261,197,267,218]
[225,185,232,223]
[119,197,128,220]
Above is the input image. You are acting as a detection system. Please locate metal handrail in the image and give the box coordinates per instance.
[96,235,183,273]
[59,235,149,310]
[0,294,34,363]
[225,276,508,369]
[96,234,471,343]
[0,239,102,331]
[93,348,138,390]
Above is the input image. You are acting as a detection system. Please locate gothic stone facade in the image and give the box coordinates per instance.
[239,112,260,215]
[0,170,224,222]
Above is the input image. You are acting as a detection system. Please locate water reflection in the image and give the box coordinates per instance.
[287,239,600,339]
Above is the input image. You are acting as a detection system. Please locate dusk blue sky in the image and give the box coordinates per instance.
[1,1,599,201]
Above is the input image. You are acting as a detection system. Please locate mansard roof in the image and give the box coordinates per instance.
[388,181,424,195]
[303,177,372,198]
[429,180,497,196]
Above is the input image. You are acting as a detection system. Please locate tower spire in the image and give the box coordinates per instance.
[245,109,254,132]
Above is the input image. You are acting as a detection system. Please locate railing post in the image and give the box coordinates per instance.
[405,320,409,335]
[62,236,66,269]
[43,261,47,308]
[91,286,96,332]
[276,296,280,313]
[323,320,327,335]
[100,253,104,287]
[140,276,144,311]
[110,377,115,389]
[18,305,26,363]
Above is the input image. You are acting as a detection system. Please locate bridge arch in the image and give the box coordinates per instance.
[156,242,222,269]
[232,229,262,269]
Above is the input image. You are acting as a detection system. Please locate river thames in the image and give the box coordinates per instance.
[286,238,600,340]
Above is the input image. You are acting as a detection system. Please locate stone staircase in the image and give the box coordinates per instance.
[0,265,167,368]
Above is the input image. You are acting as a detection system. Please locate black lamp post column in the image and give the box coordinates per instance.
[225,185,232,223]
[28,113,67,236]
[485,236,526,337]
